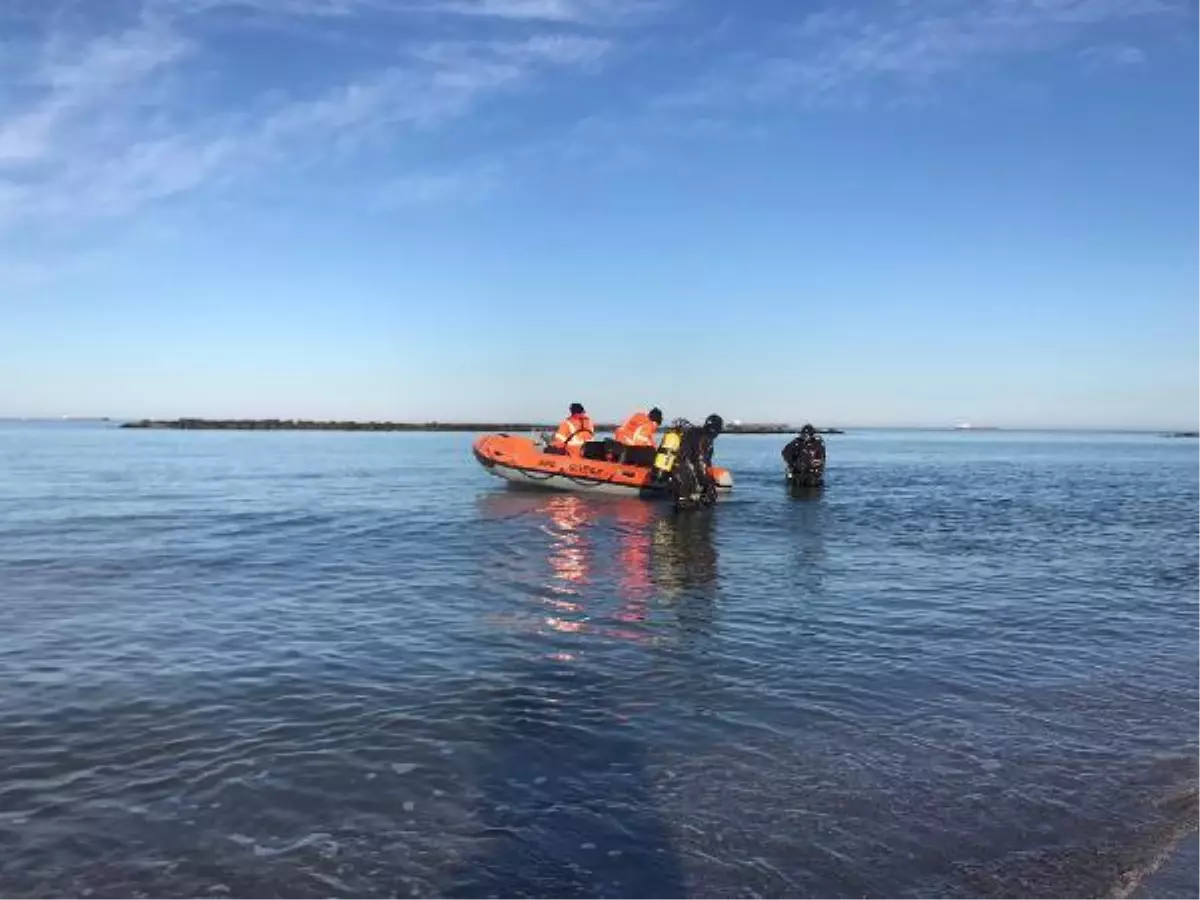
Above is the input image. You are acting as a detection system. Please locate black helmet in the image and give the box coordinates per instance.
[569,402,585,415]
[800,423,816,436]
[648,407,663,424]
[704,414,724,434]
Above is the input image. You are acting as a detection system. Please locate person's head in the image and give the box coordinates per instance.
[648,407,663,425]
[800,423,816,437]
[569,402,585,416]
[704,414,724,435]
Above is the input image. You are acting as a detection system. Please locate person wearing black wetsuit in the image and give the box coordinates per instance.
[672,414,723,507]
[782,423,826,486]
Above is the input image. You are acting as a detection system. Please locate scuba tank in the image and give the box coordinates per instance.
[653,419,690,476]
[653,428,682,475]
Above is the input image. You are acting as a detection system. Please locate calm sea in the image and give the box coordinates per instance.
[0,423,1196,898]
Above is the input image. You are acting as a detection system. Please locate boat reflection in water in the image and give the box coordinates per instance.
[458,488,704,897]
[541,493,590,616]
[474,487,720,649]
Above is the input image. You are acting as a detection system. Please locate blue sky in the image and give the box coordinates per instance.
[1,0,1196,428]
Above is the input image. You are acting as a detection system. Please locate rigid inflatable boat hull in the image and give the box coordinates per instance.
[473,434,733,500]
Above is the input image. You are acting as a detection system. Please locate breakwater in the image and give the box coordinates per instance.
[119,418,844,434]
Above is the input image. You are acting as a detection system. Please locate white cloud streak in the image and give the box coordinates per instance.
[428,0,663,25]
[661,0,1189,109]
[0,0,1184,239]
[0,1,618,231]
[0,258,55,292]
[162,0,658,23]
[787,0,1180,80]
[1079,42,1149,65]
[374,160,502,205]
[0,24,189,165]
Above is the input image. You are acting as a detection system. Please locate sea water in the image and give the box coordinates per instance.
[0,423,1196,897]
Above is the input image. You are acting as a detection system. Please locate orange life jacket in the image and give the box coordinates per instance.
[550,414,594,455]
[614,411,658,447]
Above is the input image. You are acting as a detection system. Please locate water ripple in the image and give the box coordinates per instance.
[0,426,1195,897]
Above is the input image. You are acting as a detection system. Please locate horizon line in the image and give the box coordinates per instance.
[2,416,1197,434]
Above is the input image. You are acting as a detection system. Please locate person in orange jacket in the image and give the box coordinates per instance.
[614,407,663,448]
[547,402,595,456]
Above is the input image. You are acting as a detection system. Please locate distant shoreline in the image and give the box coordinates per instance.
[4,419,1193,435]
[118,418,846,435]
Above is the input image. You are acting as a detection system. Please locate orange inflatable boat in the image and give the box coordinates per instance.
[472,433,734,500]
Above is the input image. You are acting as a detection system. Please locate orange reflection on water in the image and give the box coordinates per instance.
[544,494,590,595]
[544,616,585,634]
[614,501,652,607]
[539,494,659,643]
[613,499,655,623]
[475,487,718,650]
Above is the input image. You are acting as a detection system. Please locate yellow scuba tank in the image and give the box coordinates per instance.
[653,428,682,475]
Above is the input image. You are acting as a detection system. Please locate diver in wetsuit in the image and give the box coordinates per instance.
[672,414,724,508]
[782,423,826,487]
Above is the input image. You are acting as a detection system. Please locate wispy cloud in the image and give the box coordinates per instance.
[169,0,373,15]
[0,0,622,232]
[659,0,1189,110]
[0,24,188,165]
[0,258,56,293]
[1079,42,1149,66]
[429,0,663,25]
[786,0,1182,81]
[0,0,1187,243]
[165,0,659,24]
[374,161,502,205]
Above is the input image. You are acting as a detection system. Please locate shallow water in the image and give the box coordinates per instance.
[0,424,1196,898]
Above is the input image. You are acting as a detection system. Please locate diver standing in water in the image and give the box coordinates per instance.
[670,414,724,509]
[782,423,826,487]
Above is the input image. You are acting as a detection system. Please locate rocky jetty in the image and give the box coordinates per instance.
[121,419,546,432]
[120,418,844,435]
